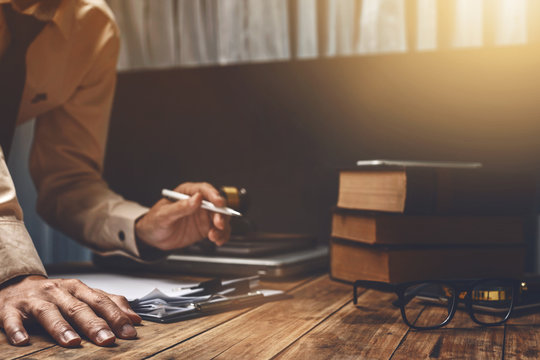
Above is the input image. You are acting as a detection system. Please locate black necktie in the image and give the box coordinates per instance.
[0,4,45,159]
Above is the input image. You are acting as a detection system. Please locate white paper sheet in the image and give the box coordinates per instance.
[50,273,198,301]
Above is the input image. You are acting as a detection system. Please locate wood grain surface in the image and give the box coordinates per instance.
[274,289,409,360]
[1,270,539,359]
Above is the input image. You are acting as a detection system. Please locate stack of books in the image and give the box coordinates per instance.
[330,160,534,283]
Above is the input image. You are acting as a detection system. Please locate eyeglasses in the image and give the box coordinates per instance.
[353,278,521,330]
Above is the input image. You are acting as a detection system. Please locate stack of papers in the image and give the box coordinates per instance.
[51,273,288,323]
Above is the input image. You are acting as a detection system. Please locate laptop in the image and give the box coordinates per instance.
[93,246,328,279]
[163,246,329,278]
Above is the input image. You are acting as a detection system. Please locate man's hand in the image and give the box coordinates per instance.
[0,275,141,347]
[135,182,231,251]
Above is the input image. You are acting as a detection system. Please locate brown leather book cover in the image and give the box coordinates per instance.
[337,160,535,215]
[331,210,524,245]
[330,238,525,284]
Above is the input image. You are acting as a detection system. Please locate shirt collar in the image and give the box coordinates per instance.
[0,0,71,39]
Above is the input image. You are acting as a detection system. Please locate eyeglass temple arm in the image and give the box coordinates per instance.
[353,280,396,304]
[354,281,443,307]
[398,283,435,307]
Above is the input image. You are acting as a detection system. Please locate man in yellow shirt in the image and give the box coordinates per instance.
[0,0,230,347]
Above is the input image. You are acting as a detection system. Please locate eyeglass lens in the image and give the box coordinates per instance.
[402,282,455,328]
[470,280,513,325]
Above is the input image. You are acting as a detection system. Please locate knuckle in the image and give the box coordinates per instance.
[178,182,192,190]
[65,302,88,318]
[91,293,110,307]
[65,278,84,288]
[33,302,54,318]
[111,294,129,305]
[39,280,59,292]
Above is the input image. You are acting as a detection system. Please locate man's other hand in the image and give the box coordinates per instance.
[135,182,231,251]
[0,275,141,347]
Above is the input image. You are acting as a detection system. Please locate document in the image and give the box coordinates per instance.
[50,273,288,323]
[49,273,198,301]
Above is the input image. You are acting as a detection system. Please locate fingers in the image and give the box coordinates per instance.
[94,289,141,324]
[67,281,137,340]
[208,228,228,246]
[163,182,228,224]
[1,309,29,346]
[136,182,231,250]
[176,182,225,207]
[208,213,231,246]
[57,298,116,346]
[0,276,142,348]
[28,301,82,347]
[213,213,226,231]
[160,192,203,224]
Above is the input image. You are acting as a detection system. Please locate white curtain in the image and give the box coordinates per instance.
[417,0,437,51]
[146,0,177,67]
[453,0,484,48]
[216,0,290,65]
[494,0,527,46]
[108,0,147,70]
[297,0,318,59]
[178,0,218,66]
[325,0,357,56]
[107,0,535,70]
[357,0,407,54]
[246,0,290,62]
[178,0,308,63]
[109,0,176,70]
[216,0,249,64]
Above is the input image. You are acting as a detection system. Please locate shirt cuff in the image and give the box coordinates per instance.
[95,200,150,259]
[0,218,47,285]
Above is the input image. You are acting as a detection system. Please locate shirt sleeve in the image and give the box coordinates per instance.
[29,16,150,259]
[0,147,46,285]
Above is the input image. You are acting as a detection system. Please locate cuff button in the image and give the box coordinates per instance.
[118,230,126,241]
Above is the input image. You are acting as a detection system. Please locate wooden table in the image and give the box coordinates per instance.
[1,269,539,359]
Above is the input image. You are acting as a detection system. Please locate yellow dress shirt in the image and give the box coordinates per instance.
[0,0,149,284]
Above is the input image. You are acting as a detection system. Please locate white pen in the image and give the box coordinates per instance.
[161,189,242,217]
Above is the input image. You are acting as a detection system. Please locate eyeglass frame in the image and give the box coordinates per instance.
[353,278,521,330]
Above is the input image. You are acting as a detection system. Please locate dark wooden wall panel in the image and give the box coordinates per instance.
[104,47,540,244]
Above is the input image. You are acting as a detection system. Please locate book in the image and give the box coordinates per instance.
[331,211,524,245]
[337,160,535,215]
[330,238,525,283]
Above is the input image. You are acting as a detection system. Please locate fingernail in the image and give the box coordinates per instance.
[96,329,115,344]
[12,331,27,345]
[120,323,137,338]
[62,330,80,345]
